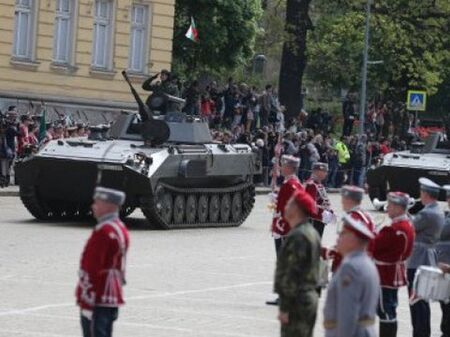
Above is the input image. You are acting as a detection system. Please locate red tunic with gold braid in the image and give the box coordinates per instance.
[76,216,130,310]
[271,175,304,237]
[372,214,415,287]
[304,176,331,223]
[325,207,375,272]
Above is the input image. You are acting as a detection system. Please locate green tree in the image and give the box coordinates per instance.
[307,0,450,102]
[172,0,262,78]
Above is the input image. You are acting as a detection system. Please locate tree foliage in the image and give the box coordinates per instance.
[307,0,450,101]
[172,0,262,78]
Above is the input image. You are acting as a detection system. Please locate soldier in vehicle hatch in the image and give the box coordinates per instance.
[142,69,179,98]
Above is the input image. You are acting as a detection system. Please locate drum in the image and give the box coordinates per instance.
[413,266,450,301]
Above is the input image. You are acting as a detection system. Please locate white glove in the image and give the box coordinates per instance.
[268,192,278,204]
[322,210,336,225]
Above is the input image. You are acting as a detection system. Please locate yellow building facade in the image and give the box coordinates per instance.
[0,0,175,112]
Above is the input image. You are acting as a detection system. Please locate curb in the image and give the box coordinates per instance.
[255,188,272,195]
[0,190,19,197]
[0,187,341,197]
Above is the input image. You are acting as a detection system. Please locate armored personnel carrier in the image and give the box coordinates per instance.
[367,132,450,212]
[15,72,261,229]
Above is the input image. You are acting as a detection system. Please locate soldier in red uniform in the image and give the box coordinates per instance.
[372,192,415,337]
[267,155,303,305]
[271,155,304,253]
[76,187,130,337]
[305,162,335,238]
[323,185,374,272]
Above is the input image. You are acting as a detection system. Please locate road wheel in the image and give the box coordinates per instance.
[242,189,251,211]
[197,195,209,223]
[173,195,185,224]
[185,194,197,223]
[157,192,173,224]
[209,195,220,222]
[231,192,243,222]
[220,194,231,222]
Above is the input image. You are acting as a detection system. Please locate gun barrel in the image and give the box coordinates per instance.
[121,70,151,122]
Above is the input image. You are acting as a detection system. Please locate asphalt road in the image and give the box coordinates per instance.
[0,194,443,337]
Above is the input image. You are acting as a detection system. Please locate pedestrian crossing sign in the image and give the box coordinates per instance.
[407,90,427,111]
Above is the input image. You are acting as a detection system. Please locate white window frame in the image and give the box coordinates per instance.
[92,0,114,70]
[13,0,37,60]
[53,0,75,65]
[128,4,149,74]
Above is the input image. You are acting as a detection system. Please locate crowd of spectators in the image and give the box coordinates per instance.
[180,79,413,189]
[0,76,424,189]
[0,105,89,187]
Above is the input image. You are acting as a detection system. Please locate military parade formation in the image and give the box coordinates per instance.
[269,154,450,337]
[68,152,450,337]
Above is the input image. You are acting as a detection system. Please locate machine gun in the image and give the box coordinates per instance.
[121,70,170,145]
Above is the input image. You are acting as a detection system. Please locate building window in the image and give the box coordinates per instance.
[129,4,148,73]
[92,0,113,69]
[53,0,74,64]
[13,0,35,60]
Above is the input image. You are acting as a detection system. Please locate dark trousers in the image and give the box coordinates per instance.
[81,307,119,337]
[342,118,354,136]
[312,220,325,238]
[378,287,398,337]
[441,301,450,337]
[352,166,363,187]
[336,164,346,188]
[260,110,269,127]
[408,269,431,337]
[275,237,284,257]
[378,287,399,322]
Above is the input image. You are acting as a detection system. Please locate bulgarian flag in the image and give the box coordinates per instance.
[185,17,199,42]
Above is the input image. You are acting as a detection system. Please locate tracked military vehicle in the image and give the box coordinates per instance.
[15,71,261,229]
[367,132,450,212]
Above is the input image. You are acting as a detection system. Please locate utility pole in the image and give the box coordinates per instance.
[359,0,372,135]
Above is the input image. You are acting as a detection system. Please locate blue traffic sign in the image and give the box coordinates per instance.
[407,90,427,111]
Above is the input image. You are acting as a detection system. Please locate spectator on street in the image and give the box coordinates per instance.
[342,93,357,136]
[259,84,273,127]
[183,80,201,116]
[335,137,350,187]
[351,134,367,187]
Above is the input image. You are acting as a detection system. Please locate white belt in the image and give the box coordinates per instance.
[374,260,405,266]
[374,259,406,287]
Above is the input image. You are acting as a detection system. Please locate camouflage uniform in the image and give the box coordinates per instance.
[142,76,178,96]
[274,221,321,337]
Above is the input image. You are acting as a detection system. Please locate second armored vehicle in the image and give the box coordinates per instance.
[367,132,450,212]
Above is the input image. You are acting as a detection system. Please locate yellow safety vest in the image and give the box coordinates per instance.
[335,141,350,164]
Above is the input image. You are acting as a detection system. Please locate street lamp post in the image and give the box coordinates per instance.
[359,0,372,135]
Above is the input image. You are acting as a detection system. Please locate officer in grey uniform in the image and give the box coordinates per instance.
[437,185,450,337]
[323,214,380,337]
[407,177,445,337]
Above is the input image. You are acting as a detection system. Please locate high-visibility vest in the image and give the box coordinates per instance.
[335,141,350,164]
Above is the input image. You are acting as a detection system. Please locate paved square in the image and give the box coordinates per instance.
[0,194,443,336]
